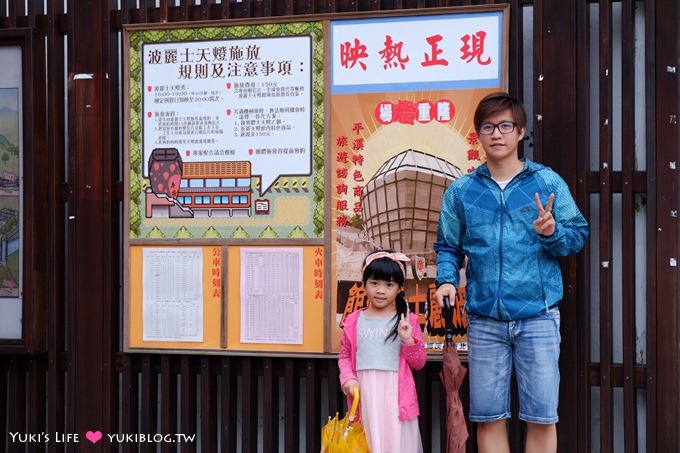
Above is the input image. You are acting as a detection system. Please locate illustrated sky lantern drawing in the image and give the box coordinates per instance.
[361,149,463,256]
[148,148,183,199]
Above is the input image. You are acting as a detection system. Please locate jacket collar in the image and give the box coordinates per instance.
[476,157,538,182]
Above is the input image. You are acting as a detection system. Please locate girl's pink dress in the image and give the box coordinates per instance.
[339,309,427,453]
[358,368,423,453]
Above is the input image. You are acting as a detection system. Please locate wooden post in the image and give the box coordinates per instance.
[536,1,582,451]
[67,0,114,448]
[650,0,680,451]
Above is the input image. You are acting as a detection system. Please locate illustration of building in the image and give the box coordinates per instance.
[146,148,253,218]
[176,161,252,218]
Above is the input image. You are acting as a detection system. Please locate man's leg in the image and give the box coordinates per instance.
[525,422,556,453]
[476,419,510,453]
[514,308,561,452]
[467,315,513,452]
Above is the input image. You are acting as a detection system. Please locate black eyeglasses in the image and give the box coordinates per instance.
[478,121,517,135]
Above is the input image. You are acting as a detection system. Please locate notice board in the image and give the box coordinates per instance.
[123,6,508,355]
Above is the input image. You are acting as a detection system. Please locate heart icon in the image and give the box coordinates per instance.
[86,431,102,444]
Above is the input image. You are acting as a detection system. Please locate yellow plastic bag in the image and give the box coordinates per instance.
[321,387,369,452]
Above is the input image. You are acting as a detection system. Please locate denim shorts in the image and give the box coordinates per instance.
[466,307,561,424]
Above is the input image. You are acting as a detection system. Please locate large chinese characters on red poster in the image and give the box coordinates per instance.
[329,9,508,353]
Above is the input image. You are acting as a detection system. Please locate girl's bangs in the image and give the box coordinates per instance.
[363,258,404,284]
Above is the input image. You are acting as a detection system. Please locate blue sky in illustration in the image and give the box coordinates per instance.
[0,89,18,111]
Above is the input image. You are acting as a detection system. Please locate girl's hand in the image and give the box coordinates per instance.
[342,379,359,397]
[398,311,414,344]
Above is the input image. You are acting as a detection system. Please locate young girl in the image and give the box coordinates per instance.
[338,250,427,453]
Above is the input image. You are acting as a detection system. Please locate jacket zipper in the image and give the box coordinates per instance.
[497,189,505,309]
[482,164,527,316]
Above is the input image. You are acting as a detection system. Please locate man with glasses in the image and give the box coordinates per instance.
[433,92,588,453]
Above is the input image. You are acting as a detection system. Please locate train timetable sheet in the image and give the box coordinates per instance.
[239,247,303,344]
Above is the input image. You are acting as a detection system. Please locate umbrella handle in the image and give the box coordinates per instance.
[443,295,453,345]
[348,387,360,422]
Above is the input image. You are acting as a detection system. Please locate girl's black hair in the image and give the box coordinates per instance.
[361,250,409,342]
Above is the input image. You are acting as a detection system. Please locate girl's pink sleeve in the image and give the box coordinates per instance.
[338,328,356,386]
[402,313,427,370]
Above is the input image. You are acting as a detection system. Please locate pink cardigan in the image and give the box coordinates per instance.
[338,308,427,421]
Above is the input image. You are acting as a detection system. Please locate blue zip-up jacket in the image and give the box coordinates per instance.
[433,158,588,320]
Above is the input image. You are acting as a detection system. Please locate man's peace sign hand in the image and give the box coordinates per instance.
[533,192,556,237]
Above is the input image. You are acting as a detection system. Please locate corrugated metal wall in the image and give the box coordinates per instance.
[1,1,678,452]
